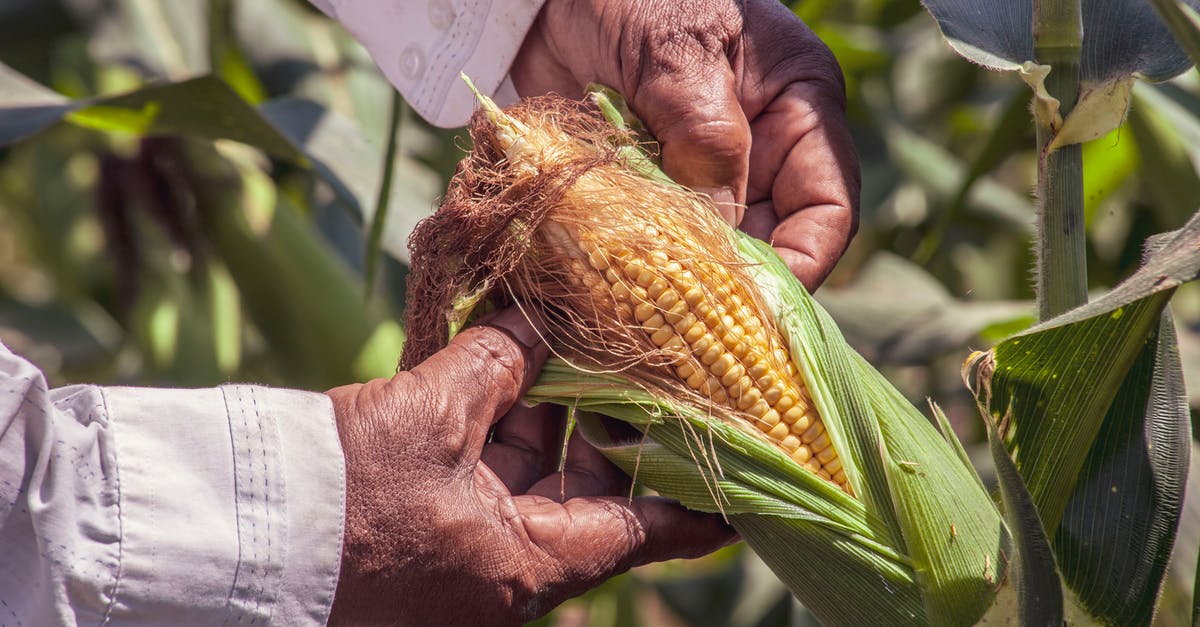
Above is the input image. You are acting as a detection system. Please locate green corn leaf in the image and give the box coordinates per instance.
[739,233,1012,626]
[921,0,1197,81]
[982,401,1064,625]
[535,364,928,627]
[1148,0,1200,72]
[1053,310,1189,625]
[965,212,1200,624]
[1052,228,1193,625]
[965,210,1200,535]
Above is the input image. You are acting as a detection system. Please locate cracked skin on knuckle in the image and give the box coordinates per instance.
[458,327,527,404]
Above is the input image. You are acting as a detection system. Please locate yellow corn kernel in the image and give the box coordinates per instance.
[735,386,762,411]
[578,244,849,493]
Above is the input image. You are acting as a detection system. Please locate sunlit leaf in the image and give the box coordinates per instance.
[967,210,1200,531]
[0,69,307,161]
[259,98,439,264]
[208,0,267,104]
[67,102,162,133]
[1081,124,1139,225]
[66,76,305,161]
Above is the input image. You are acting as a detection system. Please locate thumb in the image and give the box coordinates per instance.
[630,64,751,225]
[408,306,551,458]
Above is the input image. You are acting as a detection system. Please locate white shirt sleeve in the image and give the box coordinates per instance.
[311,0,547,128]
[0,342,345,626]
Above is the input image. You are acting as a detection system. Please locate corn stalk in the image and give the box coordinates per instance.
[1033,0,1087,319]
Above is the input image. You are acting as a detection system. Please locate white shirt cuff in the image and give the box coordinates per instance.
[101,385,344,625]
[315,0,546,127]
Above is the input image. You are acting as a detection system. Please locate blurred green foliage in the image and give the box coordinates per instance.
[1,0,1198,624]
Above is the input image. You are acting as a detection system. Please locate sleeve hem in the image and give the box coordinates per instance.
[321,0,548,128]
[98,385,343,626]
[237,386,345,626]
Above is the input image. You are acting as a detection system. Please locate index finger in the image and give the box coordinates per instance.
[740,4,859,290]
[747,82,858,289]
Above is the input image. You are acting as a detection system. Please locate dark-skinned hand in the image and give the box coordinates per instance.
[326,308,735,626]
[512,0,860,290]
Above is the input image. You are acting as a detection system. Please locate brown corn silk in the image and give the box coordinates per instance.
[403,95,849,493]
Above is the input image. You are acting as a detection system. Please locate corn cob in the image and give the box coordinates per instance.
[414,81,849,493]
[546,222,849,493]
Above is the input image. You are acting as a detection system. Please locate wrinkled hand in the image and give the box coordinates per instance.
[512,0,859,289]
[326,308,734,626]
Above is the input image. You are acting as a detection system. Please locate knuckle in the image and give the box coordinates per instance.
[460,327,526,393]
[631,0,742,77]
[745,1,848,106]
[367,372,462,468]
[767,44,844,104]
[673,116,750,159]
[804,44,847,104]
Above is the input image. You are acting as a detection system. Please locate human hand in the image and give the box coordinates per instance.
[511,0,859,290]
[325,307,735,625]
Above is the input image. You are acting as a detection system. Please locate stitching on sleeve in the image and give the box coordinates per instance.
[3,376,48,418]
[249,386,271,624]
[222,385,282,626]
[243,384,257,625]
[419,0,484,114]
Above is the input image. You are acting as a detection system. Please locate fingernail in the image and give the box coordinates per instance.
[696,186,740,225]
[484,306,547,352]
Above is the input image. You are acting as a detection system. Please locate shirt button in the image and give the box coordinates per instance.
[428,0,455,30]
[399,44,425,80]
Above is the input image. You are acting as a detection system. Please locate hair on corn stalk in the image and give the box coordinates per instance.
[400,78,1012,626]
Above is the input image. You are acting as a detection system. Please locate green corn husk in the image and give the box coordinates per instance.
[401,79,1013,626]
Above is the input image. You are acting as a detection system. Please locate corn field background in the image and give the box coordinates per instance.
[1,0,1199,624]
